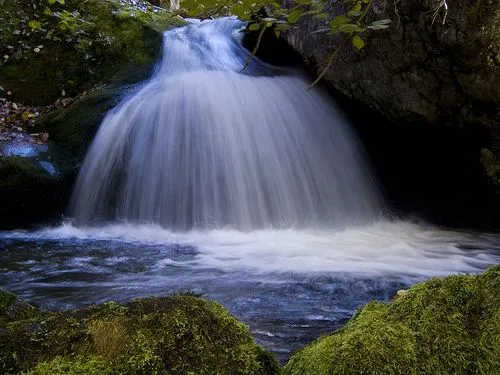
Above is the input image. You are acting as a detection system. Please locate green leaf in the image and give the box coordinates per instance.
[367,24,390,30]
[275,23,290,31]
[329,15,349,29]
[231,4,246,18]
[248,22,260,31]
[242,0,256,7]
[43,7,52,16]
[371,19,392,26]
[47,0,56,4]
[338,23,365,33]
[367,20,391,30]
[352,35,365,49]
[347,2,362,17]
[288,9,303,24]
[28,20,42,30]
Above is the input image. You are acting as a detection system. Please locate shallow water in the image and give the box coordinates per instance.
[1,221,499,360]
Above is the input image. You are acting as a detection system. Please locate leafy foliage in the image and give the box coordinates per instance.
[180,0,391,86]
[0,0,185,104]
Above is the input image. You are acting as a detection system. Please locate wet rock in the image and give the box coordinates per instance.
[280,0,499,129]
[277,0,500,227]
[0,157,71,229]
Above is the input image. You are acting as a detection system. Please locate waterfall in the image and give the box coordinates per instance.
[70,18,383,230]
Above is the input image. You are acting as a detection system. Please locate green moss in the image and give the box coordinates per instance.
[24,356,117,375]
[475,265,500,374]
[35,85,127,172]
[284,265,500,375]
[388,275,478,374]
[0,289,38,325]
[285,302,417,375]
[1,294,280,375]
[0,0,186,105]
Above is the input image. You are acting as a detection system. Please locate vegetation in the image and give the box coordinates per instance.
[0,294,281,375]
[0,289,39,325]
[284,265,500,375]
[0,0,185,104]
[180,0,390,86]
[2,266,500,374]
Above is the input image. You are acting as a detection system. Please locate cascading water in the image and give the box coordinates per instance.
[70,18,382,230]
[3,17,499,361]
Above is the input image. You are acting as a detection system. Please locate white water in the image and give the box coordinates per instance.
[60,18,500,279]
[70,18,382,230]
[4,221,498,278]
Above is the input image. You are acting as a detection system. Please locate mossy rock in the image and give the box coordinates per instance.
[24,356,116,375]
[284,265,500,375]
[0,294,281,375]
[0,0,186,105]
[0,289,39,326]
[0,157,73,229]
[35,83,134,172]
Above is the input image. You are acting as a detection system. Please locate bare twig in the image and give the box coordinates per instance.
[431,0,449,25]
[394,0,401,28]
[241,23,267,71]
[308,35,350,90]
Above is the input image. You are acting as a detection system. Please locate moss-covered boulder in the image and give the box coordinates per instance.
[284,265,500,375]
[0,294,281,375]
[0,0,185,105]
[0,289,39,326]
[35,84,130,172]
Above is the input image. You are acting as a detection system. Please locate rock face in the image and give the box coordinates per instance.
[282,0,499,128]
[278,0,500,228]
[284,265,500,375]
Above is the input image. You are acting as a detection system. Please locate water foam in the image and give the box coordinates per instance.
[3,221,498,278]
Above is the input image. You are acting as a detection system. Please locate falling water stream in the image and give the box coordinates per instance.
[70,18,382,229]
[1,18,499,360]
